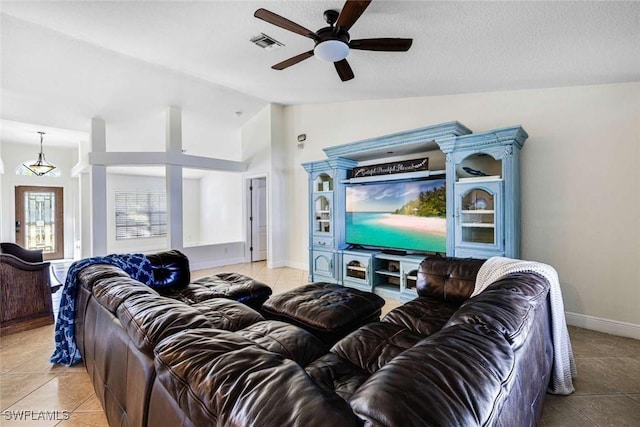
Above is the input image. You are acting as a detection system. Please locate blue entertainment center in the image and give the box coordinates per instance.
[302,121,528,300]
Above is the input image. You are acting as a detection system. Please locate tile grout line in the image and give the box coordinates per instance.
[1,373,61,412]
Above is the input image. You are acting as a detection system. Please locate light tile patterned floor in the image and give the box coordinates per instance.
[1,262,639,426]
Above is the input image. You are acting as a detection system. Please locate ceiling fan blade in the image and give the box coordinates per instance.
[349,38,413,51]
[254,8,320,41]
[334,59,355,82]
[272,50,315,70]
[336,0,372,32]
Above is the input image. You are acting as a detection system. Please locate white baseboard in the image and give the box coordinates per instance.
[267,260,287,269]
[265,260,309,271]
[565,311,640,340]
[189,257,246,271]
[284,260,309,271]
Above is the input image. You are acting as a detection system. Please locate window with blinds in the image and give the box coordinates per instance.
[115,191,167,240]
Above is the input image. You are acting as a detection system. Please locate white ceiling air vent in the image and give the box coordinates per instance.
[250,33,284,51]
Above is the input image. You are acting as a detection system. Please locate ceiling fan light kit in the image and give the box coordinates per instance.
[254,0,412,82]
[314,39,349,62]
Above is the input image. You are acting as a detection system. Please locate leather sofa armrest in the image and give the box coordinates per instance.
[146,250,190,289]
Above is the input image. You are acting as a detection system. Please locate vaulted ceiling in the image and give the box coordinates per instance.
[1,0,639,149]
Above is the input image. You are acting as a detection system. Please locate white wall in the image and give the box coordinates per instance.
[182,173,201,246]
[0,142,78,258]
[280,82,640,333]
[197,170,243,245]
[241,105,272,175]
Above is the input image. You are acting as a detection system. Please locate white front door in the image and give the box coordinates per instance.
[250,178,267,262]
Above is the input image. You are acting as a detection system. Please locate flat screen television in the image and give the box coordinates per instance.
[345,177,446,253]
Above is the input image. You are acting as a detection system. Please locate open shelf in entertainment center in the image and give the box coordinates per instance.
[340,250,426,300]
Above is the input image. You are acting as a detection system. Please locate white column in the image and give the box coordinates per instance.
[90,118,108,256]
[165,106,183,249]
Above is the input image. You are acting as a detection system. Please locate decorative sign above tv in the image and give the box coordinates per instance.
[351,157,428,178]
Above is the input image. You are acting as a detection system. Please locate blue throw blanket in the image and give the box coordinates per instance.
[50,253,154,366]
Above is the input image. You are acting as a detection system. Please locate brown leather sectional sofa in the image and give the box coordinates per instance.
[74,251,553,426]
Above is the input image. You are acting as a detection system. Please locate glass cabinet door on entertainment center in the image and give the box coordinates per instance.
[312,173,334,236]
[455,180,503,252]
[313,194,332,234]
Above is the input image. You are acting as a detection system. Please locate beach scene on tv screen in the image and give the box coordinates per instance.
[346,179,446,253]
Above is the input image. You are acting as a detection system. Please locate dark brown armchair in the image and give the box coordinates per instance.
[0,243,54,335]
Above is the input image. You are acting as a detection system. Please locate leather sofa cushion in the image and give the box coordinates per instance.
[417,256,485,302]
[93,276,159,314]
[305,353,371,401]
[349,322,514,427]
[77,265,130,292]
[382,296,460,336]
[154,329,360,427]
[117,293,212,353]
[146,250,190,289]
[444,272,550,350]
[331,322,423,374]
[236,320,326,367]
[192,298,264,331]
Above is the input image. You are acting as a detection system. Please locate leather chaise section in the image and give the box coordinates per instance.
[154,329,361,427]
[349,323,516,427]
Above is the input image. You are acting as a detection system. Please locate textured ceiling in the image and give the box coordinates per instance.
[1,0,639,149]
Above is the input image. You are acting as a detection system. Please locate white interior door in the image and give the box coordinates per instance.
[250,178,267,262]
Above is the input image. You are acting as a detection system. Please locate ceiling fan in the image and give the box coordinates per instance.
[254,0,413,82]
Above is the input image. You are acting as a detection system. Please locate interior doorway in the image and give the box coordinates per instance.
[247,177,267,262]
[14,186,64,260]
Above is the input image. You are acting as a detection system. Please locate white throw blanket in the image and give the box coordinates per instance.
[472,257,576,395]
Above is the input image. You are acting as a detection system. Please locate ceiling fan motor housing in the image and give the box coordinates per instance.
[315,27,350,45]
[323,9,340,25]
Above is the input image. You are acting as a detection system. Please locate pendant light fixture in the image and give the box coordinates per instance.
[23,131,56,176]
